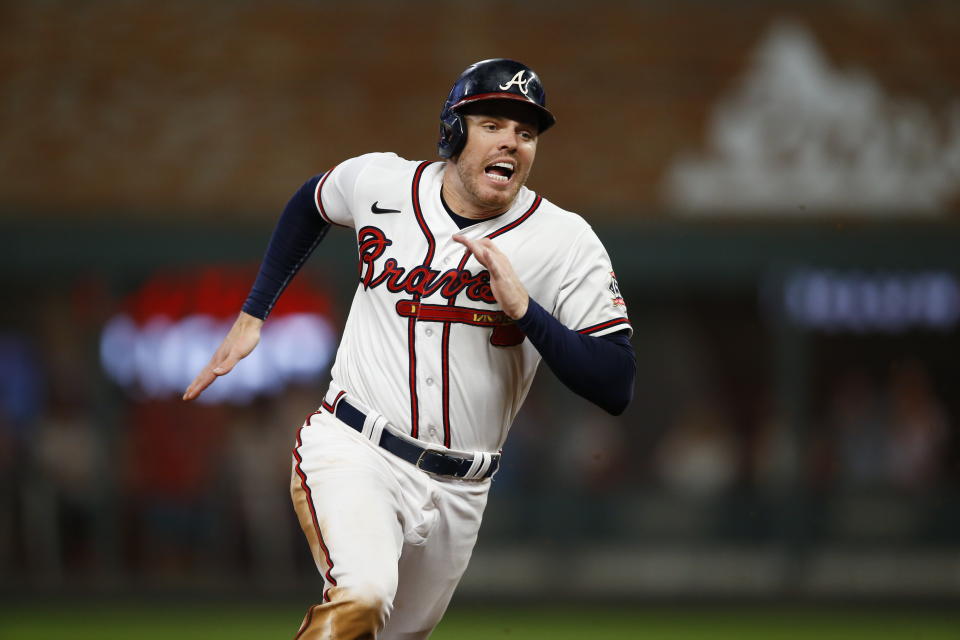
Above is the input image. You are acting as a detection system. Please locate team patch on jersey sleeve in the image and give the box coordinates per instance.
[608,271,626,309]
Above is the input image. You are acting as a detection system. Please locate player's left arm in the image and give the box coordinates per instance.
[453,235,636,415]
[514,300,634,415]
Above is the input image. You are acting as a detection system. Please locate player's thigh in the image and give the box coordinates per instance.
[293,415,406,599]
[382,478,490,639]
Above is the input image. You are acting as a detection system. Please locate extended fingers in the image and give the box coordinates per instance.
[475,239,506,274]
[183,370,215,401]
[182,313,262,402]
[183,352,238,401]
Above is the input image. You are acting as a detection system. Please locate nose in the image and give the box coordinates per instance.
[496,127,521,151]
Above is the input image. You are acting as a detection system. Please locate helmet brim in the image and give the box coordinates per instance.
[451,93,556,133]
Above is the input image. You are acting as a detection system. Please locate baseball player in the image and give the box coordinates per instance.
[183,59,635,639]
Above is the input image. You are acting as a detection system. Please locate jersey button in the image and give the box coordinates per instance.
[425,328,433,337]
[429,427,439,437]
[426,377,434,385]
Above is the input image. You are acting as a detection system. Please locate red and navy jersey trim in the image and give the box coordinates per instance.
[411,162,438,265]
[487,194,542,239]
[406,161,436,439]
[577,317,631,335]
[440,320,453,446]
[314,167,352,228]
[320,390,346,414]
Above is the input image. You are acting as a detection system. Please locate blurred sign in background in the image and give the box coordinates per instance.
[1,0,959,610]
[100,266,336,404]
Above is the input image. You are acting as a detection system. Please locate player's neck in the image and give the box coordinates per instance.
[440,189,506,229]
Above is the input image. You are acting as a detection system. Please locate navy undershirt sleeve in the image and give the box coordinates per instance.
[242,175,330,320]
[515,297,636,415]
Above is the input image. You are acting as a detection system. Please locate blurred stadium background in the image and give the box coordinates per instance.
[2,0,960,636]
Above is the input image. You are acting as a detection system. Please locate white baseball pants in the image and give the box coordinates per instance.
[290,408,490,639]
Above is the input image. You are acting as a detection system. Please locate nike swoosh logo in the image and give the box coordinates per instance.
[371,201,401,214]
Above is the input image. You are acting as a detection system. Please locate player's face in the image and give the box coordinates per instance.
[447,101,539,217]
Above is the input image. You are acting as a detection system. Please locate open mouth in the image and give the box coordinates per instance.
[484,161,515,183]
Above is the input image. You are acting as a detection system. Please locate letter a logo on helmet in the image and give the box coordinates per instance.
[498,71,531,95]
[437,58,556,159]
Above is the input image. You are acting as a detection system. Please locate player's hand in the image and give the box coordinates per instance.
[453,234,529,319]
[182,311,264,401]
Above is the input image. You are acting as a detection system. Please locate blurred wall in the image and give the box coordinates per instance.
[1,0,959,221]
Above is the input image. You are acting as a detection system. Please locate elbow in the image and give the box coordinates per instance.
[603,359,636,416]
[607,401,629,417]
[604,385,634,416]
[599,371,635,416]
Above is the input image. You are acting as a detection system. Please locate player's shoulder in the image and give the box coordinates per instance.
[528,192,594,237]
[326,152,432,198]
[337,151,428,176]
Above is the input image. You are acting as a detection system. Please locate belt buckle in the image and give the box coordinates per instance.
[416,446,470,479]
[415,448,444,476]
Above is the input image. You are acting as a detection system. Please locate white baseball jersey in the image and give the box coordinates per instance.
[313,152,631,454]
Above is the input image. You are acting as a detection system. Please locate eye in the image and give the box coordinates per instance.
[482,122,497,131]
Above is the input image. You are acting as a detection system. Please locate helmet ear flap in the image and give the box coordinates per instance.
[438,110,466,159]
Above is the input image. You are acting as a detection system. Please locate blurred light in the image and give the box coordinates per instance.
[100,267,336,404]
[782,269,960,332]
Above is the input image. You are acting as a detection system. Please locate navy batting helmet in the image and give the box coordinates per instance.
[437,58,556,159]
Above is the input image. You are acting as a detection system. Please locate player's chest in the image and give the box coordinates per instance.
[355,223,549,347]
[355,223,500,307]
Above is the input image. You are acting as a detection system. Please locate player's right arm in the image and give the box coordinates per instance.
[182,311,263,401]
[181,154,387,401]
[182,173,331,401]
